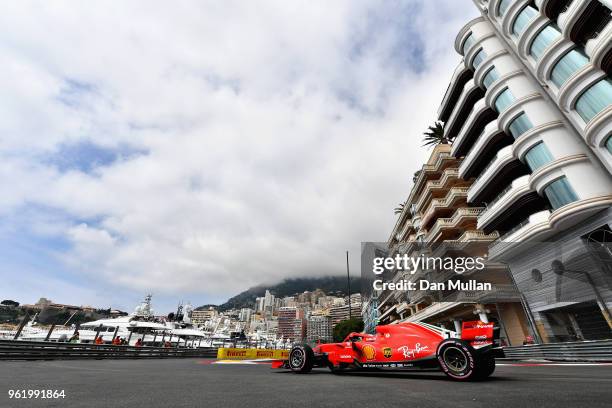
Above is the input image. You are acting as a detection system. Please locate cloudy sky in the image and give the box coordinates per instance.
[0,0,476,312]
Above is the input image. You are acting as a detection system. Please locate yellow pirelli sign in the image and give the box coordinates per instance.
[216,348,289,360]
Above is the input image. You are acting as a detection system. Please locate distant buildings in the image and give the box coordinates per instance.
[191,307,218,325]
[306,315,332,343]
[277,307,298,341]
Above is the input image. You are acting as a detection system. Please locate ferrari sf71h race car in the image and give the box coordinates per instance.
[274,320,503,381]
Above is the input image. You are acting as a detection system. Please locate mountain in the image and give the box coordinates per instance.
[197,276,361,311]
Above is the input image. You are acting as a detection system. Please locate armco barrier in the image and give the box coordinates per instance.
[503,339,612,362]
[216,348,289,360]
[0,340,218,361]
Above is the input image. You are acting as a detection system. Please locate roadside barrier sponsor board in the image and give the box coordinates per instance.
[216,348,289,360]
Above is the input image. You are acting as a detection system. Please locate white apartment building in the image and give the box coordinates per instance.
[439,0,612,342]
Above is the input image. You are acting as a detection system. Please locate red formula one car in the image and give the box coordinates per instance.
[274,320,503,381]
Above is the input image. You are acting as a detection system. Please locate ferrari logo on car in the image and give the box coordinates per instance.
[362,344,376,360]
[383,347,392,358]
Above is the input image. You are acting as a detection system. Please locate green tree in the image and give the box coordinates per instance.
[333,317,364,342]
[422,121,449,148]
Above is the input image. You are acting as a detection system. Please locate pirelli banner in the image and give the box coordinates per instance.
[216,348,289,360]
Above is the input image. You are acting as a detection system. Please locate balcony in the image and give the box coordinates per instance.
[439,63,474,123]
[451,98,498,157]
[488,210,552,260]
[558,0,591,38]
[411,152,455,195]
[414,168,462,212]
[421,187,469,229]
[397,219,414,242]
[584,11,612,75]
[444,81,485,141]
[459,121,513,179]
[468,145,513,201]
[477,175,532,230]
[571,0,611,47]
[541,0,573,22]
[378,304,398,323]
[448,230,500,243]
[426,207,484,242]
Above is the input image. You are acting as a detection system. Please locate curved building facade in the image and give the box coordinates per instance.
[438,0,612,343]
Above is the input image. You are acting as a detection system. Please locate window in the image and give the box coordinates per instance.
[472,49,487,70]
[462,33,475,55]
[482,67,500,88]
[575,78,612,123]
[512,6,538,37]
[606,136,612,154]
[508,113,533,138]
[543,177,578,210]
[529,24,561,60]
[498,0,512,16]
[524,142,554,171]
[494,88,516,112]
[550,49,589,88]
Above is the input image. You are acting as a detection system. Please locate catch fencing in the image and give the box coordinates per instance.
[0,339,218,361]
[503,339,612,362]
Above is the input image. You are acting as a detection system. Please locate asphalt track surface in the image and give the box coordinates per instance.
[0,359,611,408]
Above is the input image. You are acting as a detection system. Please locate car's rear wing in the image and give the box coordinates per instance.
[460,321,499,348]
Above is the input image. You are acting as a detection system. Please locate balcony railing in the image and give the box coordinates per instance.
[426,207,483,241]
[414,168,460,212]
[421,187,469,223]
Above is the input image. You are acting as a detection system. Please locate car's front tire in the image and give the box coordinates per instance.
[289,344,314,374]
[436,339,479,381]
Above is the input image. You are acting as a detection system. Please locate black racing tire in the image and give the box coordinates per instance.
[436,339,478,381]
[289,344,314,374]
[475,355,496,379]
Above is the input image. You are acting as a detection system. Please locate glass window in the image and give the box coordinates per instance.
[550,49,589,88]
[543,177,578,210]
[482,67,500,88]
[575,78,612,123]
[472,49,487,70]
[529,24,561,60]
[494,88,516,112]
[508,113,533,138]
[524,142,554,171]
[606,136,612,154]
[498,0,512,16]
[512,6,538,36]
[462,33,475,55]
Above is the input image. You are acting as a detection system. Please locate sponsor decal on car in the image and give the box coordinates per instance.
[362,344,376,360]
[383,347,393,358]
[398,343,429,359]
[362,362,414,368]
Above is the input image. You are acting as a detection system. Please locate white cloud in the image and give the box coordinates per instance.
[0,0,477,307]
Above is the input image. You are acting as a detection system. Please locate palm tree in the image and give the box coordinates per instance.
[393,203,405,215]
[422,121,449,147]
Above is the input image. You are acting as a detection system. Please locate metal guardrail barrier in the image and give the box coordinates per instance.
[503,339,612,362]
[0,340,218,361]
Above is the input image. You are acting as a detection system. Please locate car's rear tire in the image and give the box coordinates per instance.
[289,344,314,374]
[437,339,478,381]
[475,355,496,379]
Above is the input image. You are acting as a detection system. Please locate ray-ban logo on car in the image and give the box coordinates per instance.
[398,343,429,359]
[383,347,393,358]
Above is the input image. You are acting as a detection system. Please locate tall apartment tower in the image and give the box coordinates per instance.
[439,0,612,342]
[385,144,530,346]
